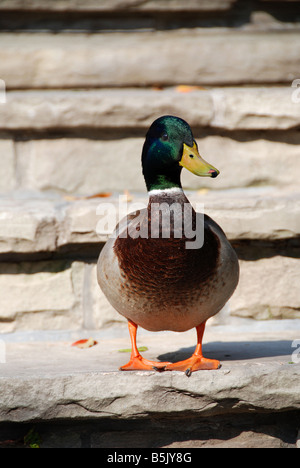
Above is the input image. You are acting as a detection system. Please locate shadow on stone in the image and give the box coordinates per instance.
[158,340,293,363]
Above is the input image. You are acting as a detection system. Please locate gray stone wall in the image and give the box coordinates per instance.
[0,0,299,333]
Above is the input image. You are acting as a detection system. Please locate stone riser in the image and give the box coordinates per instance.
[0,188,299,331]
[0,0,237,12]
[4,135,298,194]
[0,6,299,335]
[0,189,298,255]
[0,254,299,333]
[2,87,300,131]
[1,31,300,89]
[1,86,299,193]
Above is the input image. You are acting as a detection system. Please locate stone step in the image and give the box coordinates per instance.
[0,324,299,447]
[0,188,299,332]
[1,31,300,89]
[2,87,300,132]
[2,1,300,34]
[0,0,237,12]
[0,254,299,333]
[2,87,299,194]
[0,0,299,15]
[6,134,299,194]
[0,187,298,256]
[1,0,300,35]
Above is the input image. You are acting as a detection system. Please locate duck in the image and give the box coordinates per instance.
[97,115,239,376]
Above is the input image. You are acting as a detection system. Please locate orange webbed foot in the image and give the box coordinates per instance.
[163,321,221,376]
[120,320,171,372]
[120,354,170,372]
[164,355,221,376]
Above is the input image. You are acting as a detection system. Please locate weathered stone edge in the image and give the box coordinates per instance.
[0,0,237,12]
[0,189,299,255]
[0,364,298,423]
[1,31,300,88]
[2,87,300,131]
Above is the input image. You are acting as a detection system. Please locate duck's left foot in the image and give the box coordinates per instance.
[120,355,170,372]
[120,319,171,372]
[164,355,221,376]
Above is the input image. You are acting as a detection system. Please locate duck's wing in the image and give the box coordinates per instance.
[97,208,147,297]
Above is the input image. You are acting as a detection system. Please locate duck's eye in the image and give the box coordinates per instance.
[161,133,169,141]
[189,154,194,158]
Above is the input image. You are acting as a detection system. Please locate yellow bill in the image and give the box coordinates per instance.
[179,141,219,178]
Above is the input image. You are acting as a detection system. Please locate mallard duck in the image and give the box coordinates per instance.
[97,116,239,376]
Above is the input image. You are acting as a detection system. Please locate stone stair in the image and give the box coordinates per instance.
[0,0,299,448]
[0,323,299,448]
[1,87,300,194]
[0,186,299,333]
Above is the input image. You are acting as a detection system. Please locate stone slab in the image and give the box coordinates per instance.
[0,261,85,332]
[2,87,300,132]
[62,187,300,245]
[89,255,300,327]
[0,189,298,332]
[14,135,300,194]
[0,253,299,333]
[0,187,299,256]
[230,257,300,320]
[16,138,146,194]
[209,87,300,130]
[0,140,16,192]
[1,31,299,88]
[0,197,58,254]
[193,187,300,242]
[0,325,299,424]
[0,0,237,12]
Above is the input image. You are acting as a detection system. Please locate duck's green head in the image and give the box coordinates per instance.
[142,115,219,192]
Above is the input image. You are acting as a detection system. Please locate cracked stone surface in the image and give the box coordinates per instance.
[0,323,299,425]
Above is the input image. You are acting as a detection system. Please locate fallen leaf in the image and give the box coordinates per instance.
[118,346,148,353]
[71,338,98,349]
[63,195,79,201]
[197,188,209,195]
[63,192,112,201]
[86,192,112,199]
[120,189,133,202]
[175,85,207,93]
